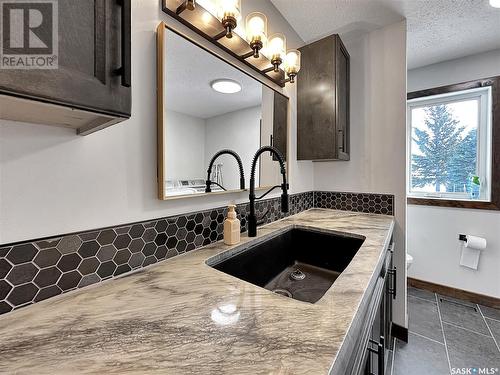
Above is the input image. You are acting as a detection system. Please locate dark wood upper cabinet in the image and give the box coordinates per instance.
[297,34,350,160]
[0,0,131,135]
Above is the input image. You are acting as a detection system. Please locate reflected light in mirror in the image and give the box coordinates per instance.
[210,303,240,325]
[490,0,500,7]
[211,79,242,93]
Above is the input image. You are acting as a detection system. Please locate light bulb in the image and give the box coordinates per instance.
[246,12,267,43]
[490,0,500,8]
[284,49,301,74]
[217,0,241,20]
[268,33,286,61]
[216,0,240,38]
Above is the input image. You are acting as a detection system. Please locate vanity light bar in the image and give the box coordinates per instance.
[165,0,300,86]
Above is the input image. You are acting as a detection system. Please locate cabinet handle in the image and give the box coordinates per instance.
[368,336,385,375]
[116,0,131,87]
[388,266,397,299]
[94,0,107,84]
[338,129,343,151]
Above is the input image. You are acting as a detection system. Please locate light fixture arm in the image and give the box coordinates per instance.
[176,0,195,15]
[283,72,297,84]
[221,15,237,38]
[241,41,263,59]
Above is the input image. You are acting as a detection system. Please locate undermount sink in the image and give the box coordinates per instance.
[207,227,365,303]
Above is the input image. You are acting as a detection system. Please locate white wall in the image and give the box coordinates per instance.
[407,49,500,298]
[313,21,408,327]
[204,106,261,190]
[0,0,312,244]
[166,110,205,180]
[408,49,500,92]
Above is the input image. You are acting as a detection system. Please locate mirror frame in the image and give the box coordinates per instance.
[156,22,290,200]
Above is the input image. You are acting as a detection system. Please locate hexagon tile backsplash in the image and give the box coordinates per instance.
[0,191,393,316]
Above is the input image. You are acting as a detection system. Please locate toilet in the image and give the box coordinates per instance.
[406,254,414,270]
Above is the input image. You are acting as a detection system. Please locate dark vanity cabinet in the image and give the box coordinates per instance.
[347,241,396,375]
[0,0,131,135]
[297,34,350,160]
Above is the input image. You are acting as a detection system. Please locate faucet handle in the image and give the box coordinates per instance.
[256,208,271,226]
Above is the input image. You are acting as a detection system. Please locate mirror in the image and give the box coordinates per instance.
[157,23,289,200]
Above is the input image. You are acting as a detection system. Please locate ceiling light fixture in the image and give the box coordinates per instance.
[490,0,500,8]
[211,79,242,93]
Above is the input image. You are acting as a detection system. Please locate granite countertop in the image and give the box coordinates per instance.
[0,209,394,374]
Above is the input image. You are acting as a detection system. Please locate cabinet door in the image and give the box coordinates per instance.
[336,37,350,160]
[0,0,131,117]
[297,36,336,160]
[297,34,350,161]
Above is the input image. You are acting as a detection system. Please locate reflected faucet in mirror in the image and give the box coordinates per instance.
[248,146,289,237]
[157,26,289,200]
[205,149,245,193]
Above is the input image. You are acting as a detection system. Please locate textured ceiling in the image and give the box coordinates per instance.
[271,0,500,69]
[166,29,262,119]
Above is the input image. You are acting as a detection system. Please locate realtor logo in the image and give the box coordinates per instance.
[0,0,58,69]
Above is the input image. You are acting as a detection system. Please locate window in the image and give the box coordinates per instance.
[407,86,492,201]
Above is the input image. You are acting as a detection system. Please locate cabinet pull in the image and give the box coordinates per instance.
[368,336,385,375]
[94,0,107,84]
[388,266,397,299]
[338,129,343,151]
[388,242,395,254]
[116,0,131,87]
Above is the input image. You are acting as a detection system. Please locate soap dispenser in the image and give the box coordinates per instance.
[224,205,240,245]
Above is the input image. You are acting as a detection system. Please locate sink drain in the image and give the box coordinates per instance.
[290,269,306,281]
[272,289,292,298]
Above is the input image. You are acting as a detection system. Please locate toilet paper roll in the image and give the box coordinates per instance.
[464,235,487,250]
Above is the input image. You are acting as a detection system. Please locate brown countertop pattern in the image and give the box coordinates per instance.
[0,209,394,374]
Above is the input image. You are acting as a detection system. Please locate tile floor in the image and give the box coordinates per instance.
[389,287,500,375]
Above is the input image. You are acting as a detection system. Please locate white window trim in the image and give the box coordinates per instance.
[407,86,492,202]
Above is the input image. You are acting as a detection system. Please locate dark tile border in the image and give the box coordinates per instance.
[314,191,394,215]
[0,190,393,316]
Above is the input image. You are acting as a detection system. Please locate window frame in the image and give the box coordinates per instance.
[407,86,492,201]
[407,76,500,211]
